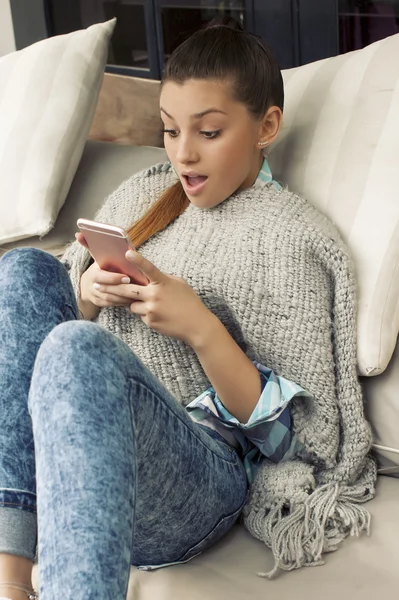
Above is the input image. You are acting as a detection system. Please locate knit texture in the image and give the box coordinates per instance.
[61,163,377,576]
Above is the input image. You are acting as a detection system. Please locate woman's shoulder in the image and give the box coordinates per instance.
[250,184,352,267]
[274,187,357,292]
[274,186,350,256]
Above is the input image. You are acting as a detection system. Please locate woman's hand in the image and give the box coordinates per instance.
[90,248,215,345]
[76,233,214,344]
[127,251,215,345]
[80,262,133,308]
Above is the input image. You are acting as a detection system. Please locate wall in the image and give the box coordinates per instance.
[9,0,47,50]
[0,0,16,57]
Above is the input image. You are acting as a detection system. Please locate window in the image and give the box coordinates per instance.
[339,0,399,53]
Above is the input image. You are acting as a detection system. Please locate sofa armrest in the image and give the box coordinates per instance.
[362,336,399,476]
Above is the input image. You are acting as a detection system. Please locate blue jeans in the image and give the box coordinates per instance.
[0,248,248,599]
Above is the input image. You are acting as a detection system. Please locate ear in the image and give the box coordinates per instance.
[256,106,283,147]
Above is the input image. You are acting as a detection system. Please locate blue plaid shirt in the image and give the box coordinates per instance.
[185,156,309,483]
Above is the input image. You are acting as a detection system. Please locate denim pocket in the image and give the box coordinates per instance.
[136,498,246,571]
[195,424,241,465]
[177,499,245,562]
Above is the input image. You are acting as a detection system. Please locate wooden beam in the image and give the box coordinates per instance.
[89,73,164,148]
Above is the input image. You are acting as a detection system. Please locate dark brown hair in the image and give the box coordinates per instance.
[127,17,284,248]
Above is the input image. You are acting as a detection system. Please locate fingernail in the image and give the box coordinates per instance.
[126,250,135,260]
[121,276,130,283]
[93,283,100,290]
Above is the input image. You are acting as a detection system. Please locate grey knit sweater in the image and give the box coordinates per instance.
[61,162,377,577]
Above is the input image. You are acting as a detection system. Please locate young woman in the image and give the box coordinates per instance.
[0,17,374,600]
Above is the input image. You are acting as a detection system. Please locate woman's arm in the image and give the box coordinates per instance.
[189,314,261,423]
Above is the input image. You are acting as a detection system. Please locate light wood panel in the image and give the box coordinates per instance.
[89,73,164,148]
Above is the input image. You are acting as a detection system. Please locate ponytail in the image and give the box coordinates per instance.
[126,180,189,248]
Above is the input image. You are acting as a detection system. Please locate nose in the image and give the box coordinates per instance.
[175,134,199,165]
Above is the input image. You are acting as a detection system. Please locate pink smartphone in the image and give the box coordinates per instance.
[76,218,149,286]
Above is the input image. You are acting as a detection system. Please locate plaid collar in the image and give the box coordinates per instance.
[254,155,282,191]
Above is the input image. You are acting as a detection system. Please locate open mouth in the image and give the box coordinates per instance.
[182,175,208,195]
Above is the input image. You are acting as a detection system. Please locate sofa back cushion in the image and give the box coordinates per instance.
[270,33,399,377]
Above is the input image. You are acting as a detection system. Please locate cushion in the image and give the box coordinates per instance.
[0,19,116,245]
[269,33,399,377]
[0,140,168,258]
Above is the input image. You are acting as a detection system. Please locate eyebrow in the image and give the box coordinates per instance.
[160,107,227,120]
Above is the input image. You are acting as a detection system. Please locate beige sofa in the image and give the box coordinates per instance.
[1,18,398,599]
[1,138,398,599]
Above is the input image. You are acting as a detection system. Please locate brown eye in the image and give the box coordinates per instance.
[200,130,222,140]
[162,129,179,138]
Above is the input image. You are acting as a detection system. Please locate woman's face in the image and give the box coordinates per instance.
[160,79,264,208]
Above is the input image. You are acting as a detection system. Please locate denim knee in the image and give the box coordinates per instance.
[43,320,145,372]
[33,319,138,379]
[1,247,63,273]
[0,247,71,290]
[36,320,109,365]
[30,320,158,413]
[28,320,140,419]
[43,320,121,357]
[0,247,78,321]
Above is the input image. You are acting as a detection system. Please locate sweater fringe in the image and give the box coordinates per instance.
[242,460,376,579]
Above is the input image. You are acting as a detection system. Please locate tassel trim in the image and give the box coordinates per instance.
[244,482,372,579]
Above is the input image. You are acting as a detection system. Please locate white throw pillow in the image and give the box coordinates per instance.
[270,33,399,377]
[0,19,116,245]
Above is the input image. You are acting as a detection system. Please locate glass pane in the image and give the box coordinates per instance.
[102,1,149,70]
[339,0,399,53]
[160,1,247,62]
[48,1,151,71]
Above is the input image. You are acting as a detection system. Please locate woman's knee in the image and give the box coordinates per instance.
[0,248,77,321]
[35,320,138,377]
[0,247,67,284]
[1,247,60,268]
[40,320,108,357]
[29,321,140,415]
[29,322,113,411]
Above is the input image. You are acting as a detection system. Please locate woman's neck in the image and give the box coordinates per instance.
[238,151,265,191]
